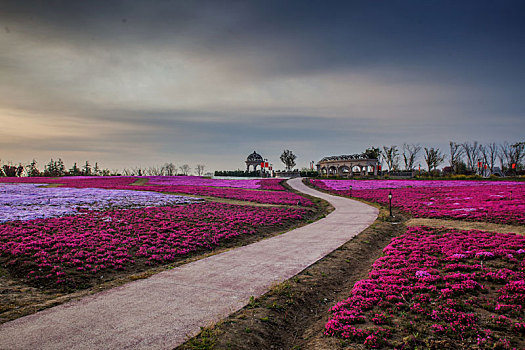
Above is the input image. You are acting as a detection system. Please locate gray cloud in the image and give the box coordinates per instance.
[0,0,524,171]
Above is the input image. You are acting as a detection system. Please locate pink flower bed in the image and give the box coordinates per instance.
[311,180,525,225]
[316,179,520,190]
[326,226,525,349]
[0,202,307,287]
[0,177,310,206]
[145,176,286,191]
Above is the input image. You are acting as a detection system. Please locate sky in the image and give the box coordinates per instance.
[1,0,524,172]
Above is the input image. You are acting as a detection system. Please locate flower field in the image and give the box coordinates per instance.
[325,226,525,349]
[0,177,309,206]
[146,176,286,191]
[0,177,315,292]
[0,183,201,222]
[1,202,308,288]
[310,179,525,225]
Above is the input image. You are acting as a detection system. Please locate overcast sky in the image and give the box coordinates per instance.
[1,0,524,172]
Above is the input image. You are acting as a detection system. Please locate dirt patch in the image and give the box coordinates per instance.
[177,207,408,350]
[130,178,150,186]
[0,193,329,324]
[407,217,525,235]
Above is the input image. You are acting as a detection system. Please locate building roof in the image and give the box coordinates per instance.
[318,153,375,163]
[246,151,264,162]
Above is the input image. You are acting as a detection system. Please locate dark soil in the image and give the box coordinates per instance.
[177,207,408,350]
[0,193,329,324]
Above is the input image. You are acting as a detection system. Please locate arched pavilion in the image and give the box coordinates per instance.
[246,151,264,172]
[317,154,379,177]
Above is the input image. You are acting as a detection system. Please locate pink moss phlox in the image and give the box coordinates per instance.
[325,226,525,347]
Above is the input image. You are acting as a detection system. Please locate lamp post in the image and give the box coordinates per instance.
[388,191,393,217]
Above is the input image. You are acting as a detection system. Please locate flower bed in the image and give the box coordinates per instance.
[145,176,286,191]
[310,180,525,225]
[325,226,525,349]
[0,183,201,223]
[0,202,308,288]
[0,177,307,206]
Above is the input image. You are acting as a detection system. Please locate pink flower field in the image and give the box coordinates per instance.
[0,202,308,288]
[325,226,525,349]
[145,176,286,191]
[0,176,311,206]
[311,179,525,225]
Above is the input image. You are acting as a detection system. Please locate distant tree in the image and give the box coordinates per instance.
[27,159,41,177]
[44,158,65,176]
[449,142,464,174]
[69,162,81,176]
[512,142,525,170]
[363,147,380,159]
[195,164,206,176]
[121,168,133,176]
[2,163,23,177]
[162,162,177,176]
[402,143,421,171]
[16,164,24,177]
[461,141,480,172]
[480,143,498,174]
[501,141,525,173]
[56,159,65,176]
[146,166,162,176]
[179,164,191,175]
[93,162,101,176]
[382,145,400,171]
[82,161,92,176]
[424,147,445,172]
[280,150,297,171]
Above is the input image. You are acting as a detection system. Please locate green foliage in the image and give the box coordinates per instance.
[280,149,297,171]
[247,296,260,309]
[364,147,380,159]
[183,327,217,350]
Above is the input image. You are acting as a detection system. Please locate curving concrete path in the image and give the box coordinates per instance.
[0,178,378,350]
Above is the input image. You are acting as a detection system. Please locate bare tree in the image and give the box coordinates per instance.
[133,167,145,176]
[480,143,498,174]
[449,141,464,174]
[146,166,163,176]
[382,145,400,171]
[402,143,421,171]
[500,142,513,171]
[424,147,445,172]
[461,141,481,172]
[195,164,206,176]
[121,168,134,176]
[512,142,525,169]
[501,141,525,172]
[179,164,191,176]
[162,162,177,176]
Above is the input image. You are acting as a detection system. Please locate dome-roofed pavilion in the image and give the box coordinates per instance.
[246,151,264,172]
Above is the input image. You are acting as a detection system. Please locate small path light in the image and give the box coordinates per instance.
[349,185,352,197]
[388,191,393,217]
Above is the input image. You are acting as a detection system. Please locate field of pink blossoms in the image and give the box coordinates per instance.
[310,179,525,225]
[325,226,525,349]
[0,177,312,289]
[0,176,310,206]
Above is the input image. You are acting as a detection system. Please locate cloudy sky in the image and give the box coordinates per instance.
[1,0,524,172]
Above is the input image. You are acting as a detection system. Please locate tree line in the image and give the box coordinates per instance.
[0,159,208,177]
[373,141,524,175]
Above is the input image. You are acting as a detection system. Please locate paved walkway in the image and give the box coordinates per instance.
[0,178,378,350]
